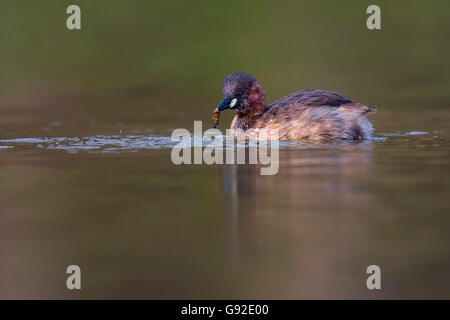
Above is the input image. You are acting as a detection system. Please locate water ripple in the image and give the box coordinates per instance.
[0,131,438,154]
[0,135,176,153]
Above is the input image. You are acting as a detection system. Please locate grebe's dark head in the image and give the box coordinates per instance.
[216,72,266,116]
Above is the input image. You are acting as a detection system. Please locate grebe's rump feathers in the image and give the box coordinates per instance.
[253,89,376,140]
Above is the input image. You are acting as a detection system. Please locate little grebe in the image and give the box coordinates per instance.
[213,72,376,141]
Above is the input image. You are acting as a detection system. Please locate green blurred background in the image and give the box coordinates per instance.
[1,0,449,135]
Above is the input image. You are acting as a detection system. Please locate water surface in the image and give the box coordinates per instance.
[1,126,449,299]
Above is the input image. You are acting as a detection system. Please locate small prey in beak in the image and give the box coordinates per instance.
[212,108,220,128]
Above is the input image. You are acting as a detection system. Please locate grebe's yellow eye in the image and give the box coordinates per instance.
[230,98,237,108]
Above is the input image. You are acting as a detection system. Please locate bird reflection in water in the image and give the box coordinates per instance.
[218,143,375,296]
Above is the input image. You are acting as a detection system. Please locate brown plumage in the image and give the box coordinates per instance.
[214,72,376,141]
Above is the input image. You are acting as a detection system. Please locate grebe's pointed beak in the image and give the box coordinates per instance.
[217,97,237,111]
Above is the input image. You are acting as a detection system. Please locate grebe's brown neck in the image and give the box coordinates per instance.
[232,82,267,130]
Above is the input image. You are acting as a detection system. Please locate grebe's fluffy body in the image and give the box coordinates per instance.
[216,72,376,141]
